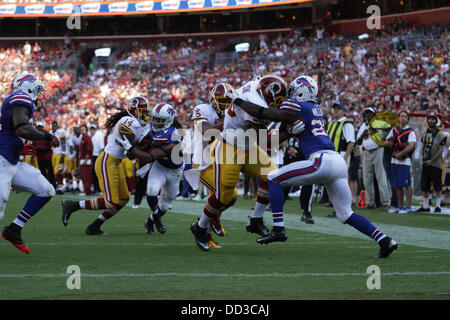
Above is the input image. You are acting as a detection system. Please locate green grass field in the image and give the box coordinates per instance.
[1,192,450,300]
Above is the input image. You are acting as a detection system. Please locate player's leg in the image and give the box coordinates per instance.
[191,141,240,251]
[85,154,125,234]
[242,146,277,236]
[326,175,398,258]
[299,185,314,224]
[62,152,112,226]
[53,154,64,194]
[144,162,166,234]
[2,162,55,253]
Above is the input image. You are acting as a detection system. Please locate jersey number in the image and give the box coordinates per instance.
[311,119,327,136]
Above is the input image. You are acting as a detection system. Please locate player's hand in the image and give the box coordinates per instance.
[225,91,240,104]
[116,136,133,151]
[287,120,306,135]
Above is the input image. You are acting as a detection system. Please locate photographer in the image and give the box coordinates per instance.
[415,113,447,213]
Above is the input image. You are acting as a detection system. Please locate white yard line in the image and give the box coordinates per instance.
[0,271,450,278]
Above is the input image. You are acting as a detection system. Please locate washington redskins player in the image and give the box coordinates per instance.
[62,96,151,235]
[189,74,288,251]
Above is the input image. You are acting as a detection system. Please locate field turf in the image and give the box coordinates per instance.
[1,192,449,300]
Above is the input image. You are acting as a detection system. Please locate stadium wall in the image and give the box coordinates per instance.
[328,6,450,34]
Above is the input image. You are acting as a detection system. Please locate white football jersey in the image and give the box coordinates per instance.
[192,103,220,165]
[52,128,69,155]
[104,116,150,160]
[221,79,269,150]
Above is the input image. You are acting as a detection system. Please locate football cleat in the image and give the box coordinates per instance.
[210,215,226,237]
[375,237,398,258]
[153,213,166,234]
[1,226,30,254]
[434,207,441,213]
[85,222,105,235]
[300,211,314,224]
[415,207,430,213]
[256,227,287,245]
[144,218,155,235]
[245,217,270,237]
[61,200,80,227]
[208,233,222,249]
[190,222,210,252]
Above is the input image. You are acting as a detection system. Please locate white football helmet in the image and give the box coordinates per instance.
[151,103,176,132]
[287,75,320,103]
[11,72,44,101]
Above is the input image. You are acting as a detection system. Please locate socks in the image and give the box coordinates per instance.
[80,198,107,210]
[423,198,429,209]
[436,196,441,208]
[146,195,159,212]
[269,180,285,227]
[345,213,386,243]
[12,195,51,228]
[252,201,267,219]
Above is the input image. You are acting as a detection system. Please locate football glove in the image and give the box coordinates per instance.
[116,135,134,152]
[287,120,306,135]
[225,91,240,104]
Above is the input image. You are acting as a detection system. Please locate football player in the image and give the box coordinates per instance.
[189,74,287,251]
[139,103,183,235]
[0,72,59,254]
[190,83,229,248]
[62,96,151,235]
[227,75,398,258]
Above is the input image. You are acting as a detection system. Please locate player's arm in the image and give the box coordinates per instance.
[123,142,177,164]
[12,106,58,146]
[234,98,300,123]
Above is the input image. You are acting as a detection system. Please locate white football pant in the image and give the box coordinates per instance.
[0,155,55,221]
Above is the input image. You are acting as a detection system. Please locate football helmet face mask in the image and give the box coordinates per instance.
[209,83,235,113]
[11,72,45,103]
[287,75,320,103]
[127,96,150,126]
[151,103,176,132]
[257,74,287,108]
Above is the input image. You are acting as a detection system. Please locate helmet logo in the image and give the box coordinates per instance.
[296,78,314,94]
[16,75,36,87]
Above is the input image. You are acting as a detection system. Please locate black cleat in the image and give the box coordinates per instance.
[144,218,155,235]
[415,206,430,213]
[256,227,287,245]
[62,200,80,227]
[300,211,314,224]
[85,222,105,235]
[434,207,441,213]
[327,211,337,218]
[1,226,30,254]
[375,237,398,258]
[245,217,270,237]
[190,222,210,252]
[153,213,166,234]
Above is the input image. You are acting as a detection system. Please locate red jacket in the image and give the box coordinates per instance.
[32,130,52,161]
[79,134,93,162]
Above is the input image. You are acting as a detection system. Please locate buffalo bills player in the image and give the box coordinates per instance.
[227,75,398,258]
[142,103,183,235]
[0,73,59,254]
